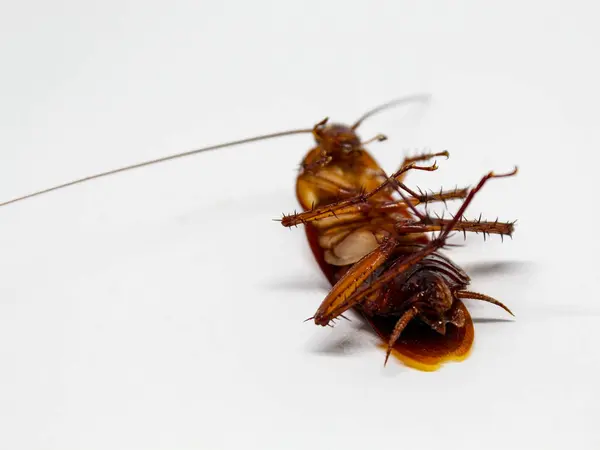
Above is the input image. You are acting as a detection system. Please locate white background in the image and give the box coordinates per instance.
[1,1,599,449]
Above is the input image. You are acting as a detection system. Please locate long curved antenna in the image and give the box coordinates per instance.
[0,127,313,208]
[351,93,432,130]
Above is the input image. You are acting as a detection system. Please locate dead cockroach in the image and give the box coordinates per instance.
[278,104,517,370]
[0,96,517,371]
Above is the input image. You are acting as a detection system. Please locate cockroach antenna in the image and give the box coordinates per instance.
[0,127,314,209]
[351,93,431,130]
[0,93,431,209]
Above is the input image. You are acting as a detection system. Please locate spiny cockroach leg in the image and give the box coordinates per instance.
[372,187,469,215]
[312,238,398,326]
[355,160,438,198]
[303,187,469,229]
[281,162,438,226]
[389,179,426,221]
[402,150,449,166]
[384,306,419,366]
[394,150,450,183]
[394,217,515,239]
[419,186,469,205]
[455,291,514,316]
[333,168,519,314]
[445,167,518,232]
[395,181,425,203]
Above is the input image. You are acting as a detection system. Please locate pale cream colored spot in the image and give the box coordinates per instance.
[318,230,350,249]
[324,229,379,266]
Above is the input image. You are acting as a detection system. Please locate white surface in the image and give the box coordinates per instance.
[1,1,599,449]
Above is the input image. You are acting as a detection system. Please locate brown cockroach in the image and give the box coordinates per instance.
[0,96,517,371]
[280,109,517,370]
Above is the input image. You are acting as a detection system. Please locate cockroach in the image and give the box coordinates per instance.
[0,96,517,371]
[279,106,517,370]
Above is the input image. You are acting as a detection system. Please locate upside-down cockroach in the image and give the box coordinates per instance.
[279,105,517,370]
[0,96,517,371]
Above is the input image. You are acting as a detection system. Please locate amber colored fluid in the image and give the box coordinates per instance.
[370,303,473,371]
[298,148,474,371]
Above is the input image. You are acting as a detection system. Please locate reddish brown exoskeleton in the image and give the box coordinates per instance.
[0,96,517,371]
[280,105,517,370]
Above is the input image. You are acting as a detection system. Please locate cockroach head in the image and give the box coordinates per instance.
[312,118,361,155]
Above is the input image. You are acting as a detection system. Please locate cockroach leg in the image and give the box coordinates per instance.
[360,160,438,198]
[313,238,398,326]
[377,162,442,221]
[285,186,468,233]
[442,167,518,233]
[362,187,469,215]
[384,306,419,366]
[280,199,369,226]
[403,150,450,166]
[386,151,452,217]
[388,180,427,222]
[394,150,450,183]
[394,217,515,239]
[455,291,514,316]
[414,186,469,205]
[281,162,438,227]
